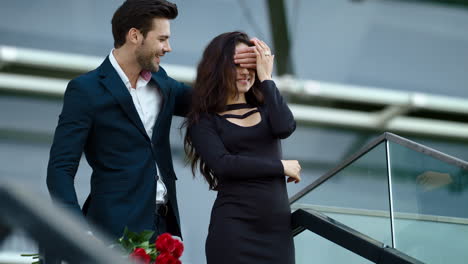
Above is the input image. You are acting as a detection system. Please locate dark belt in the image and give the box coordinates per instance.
[157,203,168,217]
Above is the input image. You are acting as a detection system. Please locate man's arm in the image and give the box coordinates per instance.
[47,79,93,217]
[155,66,192,117]
[166,38,261,116]
[173,81,192,117]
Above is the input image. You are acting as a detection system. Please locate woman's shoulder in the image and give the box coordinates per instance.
[192,112,218,128]
[200,112,217,120]
[189,112,221,138]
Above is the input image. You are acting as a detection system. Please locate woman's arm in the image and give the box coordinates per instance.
[261,80,296,139]
[190,115,284,181]
[251,39,296,139]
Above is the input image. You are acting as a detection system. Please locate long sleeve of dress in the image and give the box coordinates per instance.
[190,115,284,181]
[260,80,296,139]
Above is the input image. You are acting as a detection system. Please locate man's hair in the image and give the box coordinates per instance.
[111,0,178,48]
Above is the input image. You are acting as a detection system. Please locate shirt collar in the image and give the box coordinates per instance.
[109,49,152,89]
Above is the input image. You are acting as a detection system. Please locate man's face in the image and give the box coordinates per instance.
[135,18,172,72]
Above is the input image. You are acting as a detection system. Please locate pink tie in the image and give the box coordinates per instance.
[140,70,152,81]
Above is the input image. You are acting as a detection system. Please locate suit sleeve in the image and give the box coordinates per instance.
[173,80,192,117]
[189,115,284,181]
[261,80,296,139]
[158,66,192,117]
[47,79,93,217]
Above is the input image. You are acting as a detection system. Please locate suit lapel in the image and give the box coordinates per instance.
[151,74,168,143]
[99,57,150,142]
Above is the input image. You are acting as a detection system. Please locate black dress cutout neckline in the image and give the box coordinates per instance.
[224,103,254,111]
[221,103,259,120]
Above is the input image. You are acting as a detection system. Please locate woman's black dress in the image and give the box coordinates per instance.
[190,80,296,264]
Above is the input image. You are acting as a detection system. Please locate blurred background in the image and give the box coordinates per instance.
[1,0,468,263]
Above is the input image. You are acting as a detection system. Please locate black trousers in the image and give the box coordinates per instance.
[154,201,180,239]
[155,203,168,236]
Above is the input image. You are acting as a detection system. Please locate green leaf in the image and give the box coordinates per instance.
[21,253,39,257]
[140,241,150,248]
[148,248,157,256]
[140,230,155,242]
[127,230,139,241]
[116,226,158,256]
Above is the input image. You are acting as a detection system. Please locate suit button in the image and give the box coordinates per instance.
[151,143,154,148]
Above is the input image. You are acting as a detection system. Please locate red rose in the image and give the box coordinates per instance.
[129,248,151,264]
[155,233,175,253]
[156,253,181,264]
[172,239,184,258]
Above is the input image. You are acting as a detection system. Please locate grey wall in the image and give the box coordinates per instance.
[1,0,468,96]
[287,0,468,97]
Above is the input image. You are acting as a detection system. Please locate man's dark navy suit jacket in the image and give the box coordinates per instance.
[47,57,191,239]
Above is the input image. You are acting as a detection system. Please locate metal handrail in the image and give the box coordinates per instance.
[289,132,468,203]
[2,45,468,141]
[2,45,468,113]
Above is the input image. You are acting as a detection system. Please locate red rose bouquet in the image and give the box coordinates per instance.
[118,228,184,264]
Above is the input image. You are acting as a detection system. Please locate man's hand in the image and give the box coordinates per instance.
[234,37,267,69]
[234,45,257,69]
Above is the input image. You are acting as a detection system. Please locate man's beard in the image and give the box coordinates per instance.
[136,45,159,72]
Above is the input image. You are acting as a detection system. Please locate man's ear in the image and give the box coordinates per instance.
[127,28,141,45]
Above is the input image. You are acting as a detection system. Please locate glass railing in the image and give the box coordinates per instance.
[291,132,468,264]
[295,229,373,264]
[291,208,422,264]
[388,139,468,263]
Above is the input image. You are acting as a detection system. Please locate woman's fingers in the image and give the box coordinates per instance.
[257,40,268,50]
[287,177,298,183]
[250,37,260,44]
[255,44,264,56]
[249,38,273,57]
[287,176,300,184]
[256,40,272,55]
[287,171,301,184]
[261,40,272,53]
[282,160,302,184]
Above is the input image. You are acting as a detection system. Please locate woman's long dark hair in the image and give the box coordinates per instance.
[183,31,264,190]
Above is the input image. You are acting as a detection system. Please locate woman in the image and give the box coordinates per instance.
[184,31,301,264]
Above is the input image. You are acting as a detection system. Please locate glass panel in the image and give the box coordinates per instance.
[389,141,468,264]
[291,142,392,245]
[295,229,373,264]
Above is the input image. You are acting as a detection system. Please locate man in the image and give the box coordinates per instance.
[47,0,258,243]
[47,0,188,240]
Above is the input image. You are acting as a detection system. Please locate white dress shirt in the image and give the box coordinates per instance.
[109,50,167,204]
